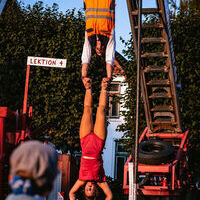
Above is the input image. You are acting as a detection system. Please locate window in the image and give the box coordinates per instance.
[110,83,120,93]
[114,141,128,181]
[108,82,121,119]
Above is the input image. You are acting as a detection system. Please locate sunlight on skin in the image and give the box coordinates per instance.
[84,182,96,197]
[95,40,105,57]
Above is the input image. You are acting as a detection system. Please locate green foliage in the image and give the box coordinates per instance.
[180,0,200,11]
[0,1,106,152]
[0,0,26,109]
[1,0,199,164]
[171,8,200,171]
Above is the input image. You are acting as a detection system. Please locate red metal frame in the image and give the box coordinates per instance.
[0,65,32,195]
[21,65,31,142]
[0,108,6,195]
[123,128,189,196]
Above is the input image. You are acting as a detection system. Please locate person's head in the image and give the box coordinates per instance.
[89,34,109,57]
[9,140,59,197]
[95,40,105,57]
[84,181,98,200]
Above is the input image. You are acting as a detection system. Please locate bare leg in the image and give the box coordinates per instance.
[94,78,109,141]
[80,78,93,139]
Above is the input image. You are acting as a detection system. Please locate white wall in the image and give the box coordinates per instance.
[102,76,127,178]
[103,122,124,178]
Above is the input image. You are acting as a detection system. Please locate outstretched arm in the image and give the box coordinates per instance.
[97,181,113,200]
[69,179,85,200]
[82,63,89,79]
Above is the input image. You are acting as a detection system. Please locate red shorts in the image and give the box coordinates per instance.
[79,133,106,182]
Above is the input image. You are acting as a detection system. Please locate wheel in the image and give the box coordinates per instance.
[133,140,174,165]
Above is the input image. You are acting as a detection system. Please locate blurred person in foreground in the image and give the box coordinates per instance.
[6,140,59,200]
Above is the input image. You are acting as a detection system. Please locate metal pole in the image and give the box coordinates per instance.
[23,65,30,115]
[21,65,30,142]
[133,0,142,199]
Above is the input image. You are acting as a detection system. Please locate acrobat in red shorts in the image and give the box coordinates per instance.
[79,132,106,182]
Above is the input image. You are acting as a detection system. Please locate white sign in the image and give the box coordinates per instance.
[27,56,67,68]
[0,0,7,14]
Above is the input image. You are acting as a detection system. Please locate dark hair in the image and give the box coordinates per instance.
[84,182,99,200]
[85,196,96,200]
[88,34,109,50]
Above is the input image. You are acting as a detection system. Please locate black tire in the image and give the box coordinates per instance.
[133,140,174,165]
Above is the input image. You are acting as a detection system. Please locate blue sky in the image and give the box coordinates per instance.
[20,0,178,55]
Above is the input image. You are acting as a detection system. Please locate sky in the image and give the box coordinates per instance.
[20,0,179,55]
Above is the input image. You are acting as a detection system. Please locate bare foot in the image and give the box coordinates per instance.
[82,77,92,90]
[101,78,109,91]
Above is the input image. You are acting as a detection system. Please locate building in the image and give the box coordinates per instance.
[102,57,129,181]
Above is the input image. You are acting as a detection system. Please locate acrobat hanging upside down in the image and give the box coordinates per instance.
[69,78,113,200]
[81,0,116,81]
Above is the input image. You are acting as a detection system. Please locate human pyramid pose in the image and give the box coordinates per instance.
[69,78,113,200]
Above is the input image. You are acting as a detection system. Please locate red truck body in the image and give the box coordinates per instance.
[123,128,190,196]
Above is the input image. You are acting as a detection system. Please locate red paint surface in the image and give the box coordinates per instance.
[123,128,189,196]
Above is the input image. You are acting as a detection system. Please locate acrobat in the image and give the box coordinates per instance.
[69,78,113,200]
[81,0,116,81]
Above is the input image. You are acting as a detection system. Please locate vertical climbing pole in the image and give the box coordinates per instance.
[21,65,31,142]
[133,0,142,199]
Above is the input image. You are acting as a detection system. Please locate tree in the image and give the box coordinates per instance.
[0,1,107,152]
[171,5,200,172]
[180,0,200,11]
[0,0,26,109]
